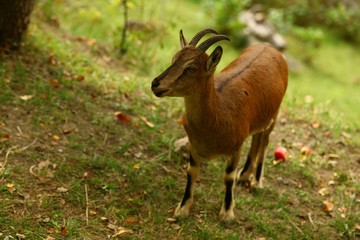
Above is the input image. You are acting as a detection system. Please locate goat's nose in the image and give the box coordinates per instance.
[151,79,160,91]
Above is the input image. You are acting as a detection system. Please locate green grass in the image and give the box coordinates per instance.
[0,0,359,239]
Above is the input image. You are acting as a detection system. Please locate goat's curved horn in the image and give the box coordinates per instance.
[197,35,230,52]
[189,28,219,46]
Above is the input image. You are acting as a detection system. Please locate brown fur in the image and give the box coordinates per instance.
[152,30,288,221]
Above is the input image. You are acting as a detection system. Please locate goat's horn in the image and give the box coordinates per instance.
[197,35,230,52]
[189,28,219,46]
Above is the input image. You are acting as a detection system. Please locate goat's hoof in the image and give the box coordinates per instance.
[174,203,190,217]
[237,179,251,189]
[219,210,235,223]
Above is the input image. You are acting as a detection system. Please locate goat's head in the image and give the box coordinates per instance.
[151,29,230,97]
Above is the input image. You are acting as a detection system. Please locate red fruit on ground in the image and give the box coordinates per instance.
[274,147,287,160]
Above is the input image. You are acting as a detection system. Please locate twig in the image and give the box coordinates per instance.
[308,212,315,227]
[2,146,18,168]
[17,126,23,135]
[85,184,89,225]
[15,138,37,152]
[29,165,41,180]
[289,219,304,235]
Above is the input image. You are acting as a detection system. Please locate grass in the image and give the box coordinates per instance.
[0,0,359,239]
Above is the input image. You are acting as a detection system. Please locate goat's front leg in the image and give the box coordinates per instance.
[220,150,241,222]
[174,150,200,217]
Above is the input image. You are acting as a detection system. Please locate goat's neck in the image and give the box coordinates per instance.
[184,76,219,127]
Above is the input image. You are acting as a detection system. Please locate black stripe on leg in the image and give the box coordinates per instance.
[180,173,192,207]
[224,180,234,210]
[256,162,263,182]
[240,155,252,175]
[189,154,196,167]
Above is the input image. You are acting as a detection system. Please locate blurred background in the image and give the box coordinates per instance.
[26,0,360,131]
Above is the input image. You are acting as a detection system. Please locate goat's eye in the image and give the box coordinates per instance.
[185,66,197,73]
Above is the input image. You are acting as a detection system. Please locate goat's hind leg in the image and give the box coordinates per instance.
[255,121,276,188]
[237,133,261,187]
[174,150,200,217]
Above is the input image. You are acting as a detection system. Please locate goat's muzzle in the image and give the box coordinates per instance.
[151,78,168,97]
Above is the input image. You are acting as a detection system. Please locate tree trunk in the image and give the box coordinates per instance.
[0,0,36,50]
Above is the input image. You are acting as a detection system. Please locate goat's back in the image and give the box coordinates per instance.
[216,44,288,133]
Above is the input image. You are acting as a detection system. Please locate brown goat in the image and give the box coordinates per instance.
[151,28,288,221]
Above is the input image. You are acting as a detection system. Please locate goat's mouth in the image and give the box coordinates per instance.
[153,89,169,97]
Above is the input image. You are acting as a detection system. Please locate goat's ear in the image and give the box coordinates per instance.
[180,30,187,49]
[207,46,223,71]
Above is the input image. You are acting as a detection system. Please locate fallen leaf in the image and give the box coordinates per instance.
[60,226,67,236]
[89,210,97,216]
[322,200,334,213]
[16,233,26,239]
[115,111,131,124]
[112,227,133,237]
[107,223,117,230]
[0,134,10,142]
[140,116,154,128]
[166,217,177,223]
[48,79,60,88]
[124,216,140,225]
[48,55,57,65]
[6,183,16,193]
[62,129,72,135]
[19,95,33,101]
[318,187,329,196]
[311,121,321,128]
[171,224,181,230]
[133,163,141,169]
[45,236,55,240]
[328,154,340,159]
[75,75,85,81]
[56,187,69,193]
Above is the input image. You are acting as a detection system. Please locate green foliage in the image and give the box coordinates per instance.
[202,0,250,48]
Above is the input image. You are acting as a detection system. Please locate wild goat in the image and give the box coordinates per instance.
[151,28,288,221]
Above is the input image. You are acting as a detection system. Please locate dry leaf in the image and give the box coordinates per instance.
[0,134,10,142]
[89,210,97,216]
[133,163,141,169]
[112,227,133,237]
[62,129,72,135]
[75,75,85,81]
[6,183,16,193]
[318,187,329,196]
[328,154,340,159]
[48,55,57,65]
[311,121,321,128]
[56,187,69,193]
[19,95,33,101]
[124,216,140,225]
[53,135,60,141]
[115,111,131,124]
[16,233,26,239]
[166,217,177,223]
[140,116,154,128]
[322,200,334,213]
[60,226,67,236]
[107,223,117,230]
[49,79,60,88]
